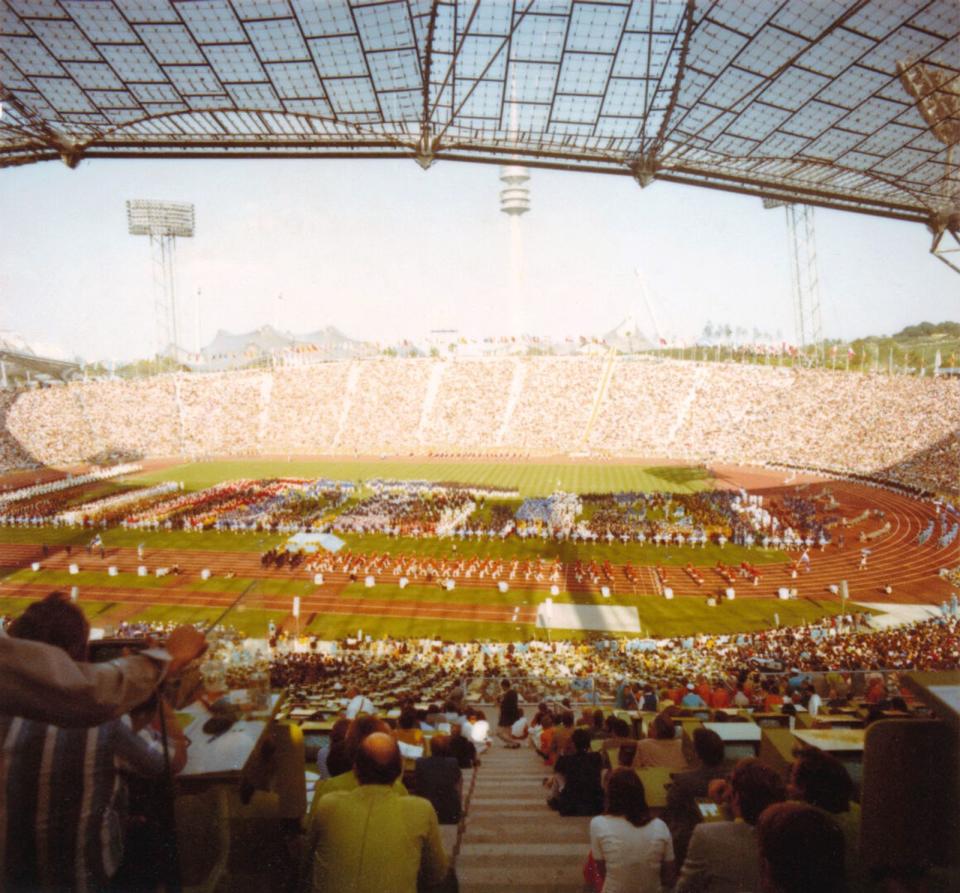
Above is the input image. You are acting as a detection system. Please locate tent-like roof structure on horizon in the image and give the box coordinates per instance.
[1,0,958,233]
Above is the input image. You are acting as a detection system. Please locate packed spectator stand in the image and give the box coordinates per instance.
[2,357,958,497]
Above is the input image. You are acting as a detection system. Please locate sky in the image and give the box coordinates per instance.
[1,154,957,363]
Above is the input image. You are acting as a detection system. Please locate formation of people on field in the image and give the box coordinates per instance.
[2,357,958,496]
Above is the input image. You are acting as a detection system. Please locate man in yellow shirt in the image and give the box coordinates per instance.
[307,733,448,893]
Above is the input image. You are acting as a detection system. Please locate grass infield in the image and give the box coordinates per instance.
[130,459,713,498]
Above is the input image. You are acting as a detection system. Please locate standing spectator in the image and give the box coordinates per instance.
[1,594,187,892]
[0,614,205,726]
[496,678,523,747]
[589,768,676,892]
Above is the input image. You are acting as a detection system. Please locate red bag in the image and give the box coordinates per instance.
[583,851,603,893]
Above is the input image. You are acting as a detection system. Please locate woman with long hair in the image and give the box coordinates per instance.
[589,768,676,892]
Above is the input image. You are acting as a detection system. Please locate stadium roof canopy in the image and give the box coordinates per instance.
[1,0,958,232]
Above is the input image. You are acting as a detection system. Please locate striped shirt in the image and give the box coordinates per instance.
[1,715,166,892]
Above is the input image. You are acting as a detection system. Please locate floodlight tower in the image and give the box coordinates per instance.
[126,200,195,360]
[764,199,823,363]
[500,166,531,336]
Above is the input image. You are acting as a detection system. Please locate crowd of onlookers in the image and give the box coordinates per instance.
[158,615,958,707]
[1,358,958,496]
[88,611,959,703]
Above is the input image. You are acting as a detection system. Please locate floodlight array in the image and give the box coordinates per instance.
[1,0,958,224]
[126,200,195,238]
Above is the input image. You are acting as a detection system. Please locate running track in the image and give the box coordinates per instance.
[1,477,956,628]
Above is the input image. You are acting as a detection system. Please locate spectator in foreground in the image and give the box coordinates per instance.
[306,732,448,893]
[311,716,407,804]
[589,768,676,893]
[757,801,845,893]
[789,746,863,891]
[2,594,188,892]
[663,727,728,865]
[0,607,206,726]
[676,758,786,893]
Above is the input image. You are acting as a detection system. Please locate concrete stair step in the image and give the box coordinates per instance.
[462,821,589,844]
[457,727,593,893]
[457,862,590,891]
[459,843,589,858]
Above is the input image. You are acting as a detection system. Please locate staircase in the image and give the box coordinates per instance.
[580,349,617,452]
[496,359,527,447]
[417,360,446,445]
[331,362,362,451]
[458,741,591,893]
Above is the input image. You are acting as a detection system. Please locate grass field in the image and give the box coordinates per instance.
[131,459,713,497]
[0,575,859,643]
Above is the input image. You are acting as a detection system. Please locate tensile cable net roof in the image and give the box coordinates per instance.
[1,0,958,226]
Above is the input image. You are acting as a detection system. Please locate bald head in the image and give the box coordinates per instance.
[355,732,402,786]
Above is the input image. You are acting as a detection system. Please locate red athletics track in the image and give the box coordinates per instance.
[0,469,956,627]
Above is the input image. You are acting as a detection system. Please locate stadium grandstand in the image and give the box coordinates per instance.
[2,357,959,496]
[2,2,959,892]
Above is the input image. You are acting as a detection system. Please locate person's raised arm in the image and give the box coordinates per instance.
[0,625,205,727]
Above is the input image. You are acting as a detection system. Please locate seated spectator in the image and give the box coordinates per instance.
[317,717,351,780]
[590,768,676,893]
[676,758,786,893]
[789,746,863,892]
[757,802,845,893]
[448,721,478,769]
[465,708,490,753]
[1,594,187,892]
[549,710,576,765]
[414,735,462,825]
[344,686,376,719]
[601,717,635,757]
[682,683,708,709]
[588,709,609,740]
[305,732,448,893]
[395,706,424,747]
[663,728,728,865]
[634,711,689,772]
[535,713,556,763]
[549,728,604,817]
[641,684,658,712]
[312,717,407,804]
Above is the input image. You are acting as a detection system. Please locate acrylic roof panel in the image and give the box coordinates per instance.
[1,0,958,223]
